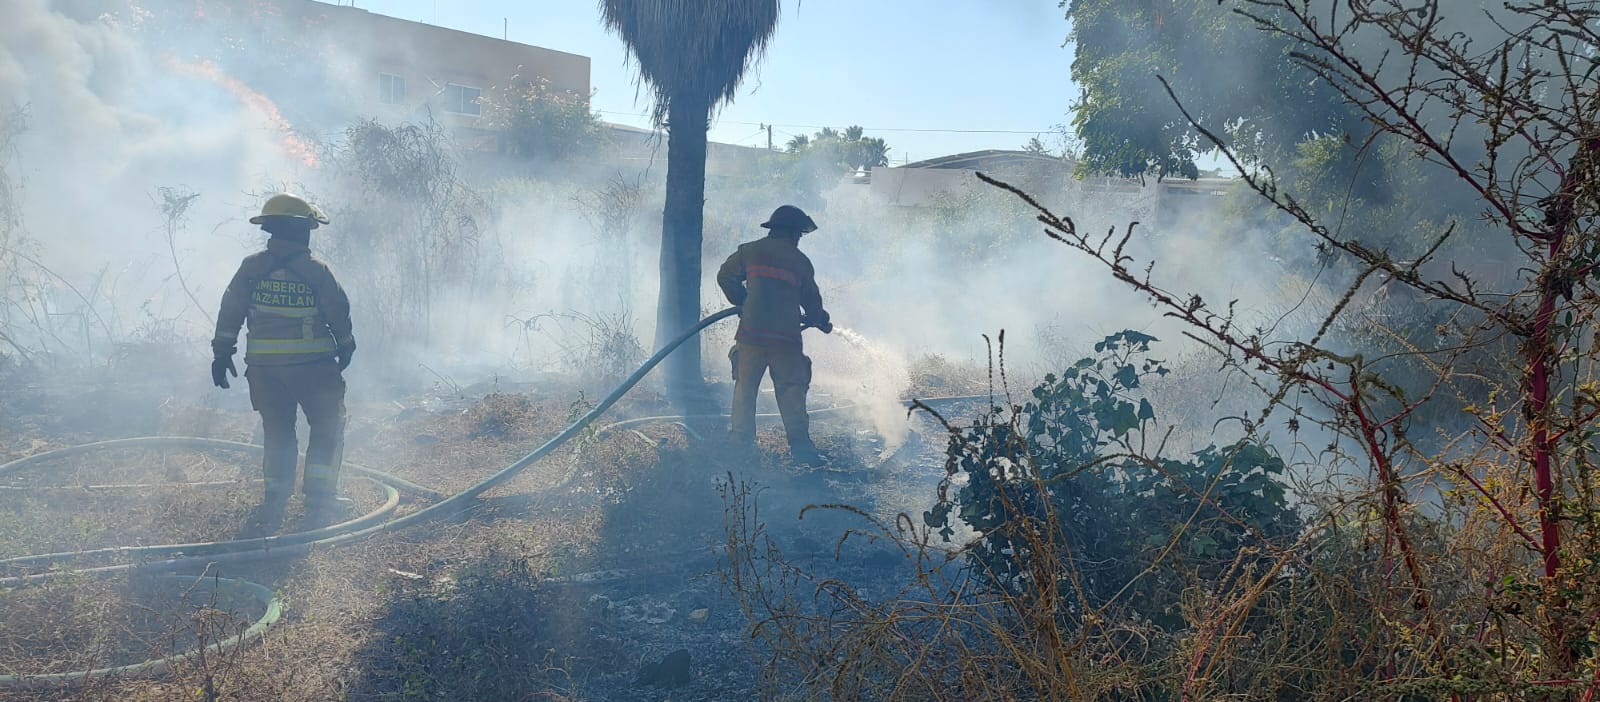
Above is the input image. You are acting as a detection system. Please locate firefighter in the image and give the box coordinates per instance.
[717,205,832,466]
[211,193,356,522]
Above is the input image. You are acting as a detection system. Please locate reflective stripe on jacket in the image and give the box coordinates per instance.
[212,239,354,366]
[717,234,823,348]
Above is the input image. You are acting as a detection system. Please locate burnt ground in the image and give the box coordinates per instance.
[0,361,973,701]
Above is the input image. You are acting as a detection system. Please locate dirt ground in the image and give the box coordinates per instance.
[0,363,971,701]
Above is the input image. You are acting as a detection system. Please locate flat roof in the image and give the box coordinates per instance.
[900,149,1071,170]
[307,0,591,63]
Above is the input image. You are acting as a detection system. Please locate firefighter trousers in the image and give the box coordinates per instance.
[245,359,346,503]
[729,343,814,449]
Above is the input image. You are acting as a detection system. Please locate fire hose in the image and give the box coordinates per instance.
[0,307,986,686]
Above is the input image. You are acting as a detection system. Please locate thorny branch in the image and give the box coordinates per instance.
[979,169,1452,686]
[157,186,214,329]
[1156,0,1599,685]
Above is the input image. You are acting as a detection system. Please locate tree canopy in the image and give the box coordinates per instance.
[1065,0,1365,181]
[481,75,605,162]
[785,125,890,171]
[599,0,781,123]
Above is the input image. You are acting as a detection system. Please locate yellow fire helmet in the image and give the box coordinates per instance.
[249,193,330,229]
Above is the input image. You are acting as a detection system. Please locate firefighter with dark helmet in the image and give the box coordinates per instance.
[717,204,832,466]
[212,193,355,524]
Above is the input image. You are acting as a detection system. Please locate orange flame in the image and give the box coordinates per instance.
[164,56,319,167]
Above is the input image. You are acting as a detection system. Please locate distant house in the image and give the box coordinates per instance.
[198,0,590,148]
[303,1,588,137]
[868,149,1234,233]
[185,0,788,173]
[1150,175,1234,233]
[868,150,1075,208]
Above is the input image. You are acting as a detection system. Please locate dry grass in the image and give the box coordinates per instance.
[0,445,394,562]
[0,575,257,677]
[0,379,805,701]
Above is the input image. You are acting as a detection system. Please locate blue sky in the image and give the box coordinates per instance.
[350,1,1079,164]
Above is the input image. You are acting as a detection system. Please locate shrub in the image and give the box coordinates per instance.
[925,330,1300,627]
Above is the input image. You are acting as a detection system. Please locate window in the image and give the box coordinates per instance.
[378,73,406,105]
[444,83,480,116]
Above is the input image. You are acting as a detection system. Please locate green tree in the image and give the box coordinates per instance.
[851,136,890,170]
[599,0,782,410]
[787,125,891,172]
[1064,0,1365,182]
[481,74,604,163]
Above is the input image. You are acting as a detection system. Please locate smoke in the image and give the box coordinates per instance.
[684,165,1337,463]
[417,179,662,384]
[0,0,1347,463]
[1,0,314,359]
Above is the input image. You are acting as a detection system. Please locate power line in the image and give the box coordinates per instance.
[592,110,1052,136]
[741,123,1051,135]
[730,126,769,147]
[710,114,1051,134]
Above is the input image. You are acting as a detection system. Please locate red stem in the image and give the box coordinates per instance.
[1548,406,1600,444]
[1527,133,1600,672]
[1351,396,1451,675]
[1450,464,1543,551]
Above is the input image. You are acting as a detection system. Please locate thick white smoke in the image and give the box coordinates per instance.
[0,0,1327,462]
[1,0,312,356]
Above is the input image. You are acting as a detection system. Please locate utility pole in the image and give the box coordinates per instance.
[762,123,773,150]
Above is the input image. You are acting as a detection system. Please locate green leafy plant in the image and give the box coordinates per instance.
[481,75,605,163]
[925,331,1300,626]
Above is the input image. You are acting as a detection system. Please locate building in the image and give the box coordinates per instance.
[867,150,1075,208]
[184,0,773,174]
[262,1,782,170]
[249,0,590,142]
[868,149,1235,233]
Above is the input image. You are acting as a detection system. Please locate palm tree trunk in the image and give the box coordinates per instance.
[656,93,712,412]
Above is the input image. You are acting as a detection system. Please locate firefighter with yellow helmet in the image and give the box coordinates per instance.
[212,193,355,522]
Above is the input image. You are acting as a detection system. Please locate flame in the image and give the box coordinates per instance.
[164,56,319,167]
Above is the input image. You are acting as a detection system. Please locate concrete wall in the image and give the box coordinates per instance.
[871,153,1235,237]
[604,124,769,179]
[277,0,590,131]
[867,167,980,207]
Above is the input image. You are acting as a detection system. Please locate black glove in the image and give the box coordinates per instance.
[212,354,237,389]
[805,310,833,334]
[336,344,356,371]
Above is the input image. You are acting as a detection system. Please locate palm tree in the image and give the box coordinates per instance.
[857,136,890,170]
[599,0,783,411]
